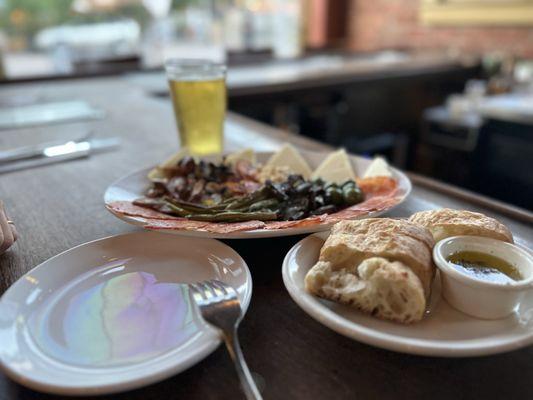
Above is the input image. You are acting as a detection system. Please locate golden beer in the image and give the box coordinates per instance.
[166,60,226,155]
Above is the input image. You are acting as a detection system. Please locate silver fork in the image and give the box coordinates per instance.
[189,280,262,400]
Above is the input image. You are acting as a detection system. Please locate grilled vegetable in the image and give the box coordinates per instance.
[136,158,365,222]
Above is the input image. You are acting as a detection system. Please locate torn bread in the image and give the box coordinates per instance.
[305,219,435,323]
[408,208,513,244]
[322,219,435,295]
[305,258,426,324]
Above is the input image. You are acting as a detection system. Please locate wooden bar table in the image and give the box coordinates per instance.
[0,77,532,400]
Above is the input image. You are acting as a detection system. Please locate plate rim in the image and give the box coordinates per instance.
[0,231,253,395]
[103,149,412,239]
[282,232,533,358]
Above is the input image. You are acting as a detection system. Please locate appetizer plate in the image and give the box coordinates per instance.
[104,150,411,239]
[282,232,533,357]
[0,232,252,395]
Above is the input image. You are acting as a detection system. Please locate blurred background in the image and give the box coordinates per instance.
[0,0,532,209]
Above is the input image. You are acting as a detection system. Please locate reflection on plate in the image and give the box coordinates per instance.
[0,232,252,395]
[104,150,412,239]
[282,232,533,357]
[30,265,196,368]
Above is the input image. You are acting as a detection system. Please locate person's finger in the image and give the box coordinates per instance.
[10,223,18,242]
[0,222,14,254]
[2,201,18,242]
[0,227,13,253]
[0,203,14,253]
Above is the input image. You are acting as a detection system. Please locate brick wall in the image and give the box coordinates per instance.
[348,0,533,57]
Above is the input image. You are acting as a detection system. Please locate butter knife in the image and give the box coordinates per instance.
[0,131,94,164]
[0,138,120,174]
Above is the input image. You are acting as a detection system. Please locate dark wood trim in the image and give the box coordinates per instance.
[228,62,480,99]
[409,172,533,224]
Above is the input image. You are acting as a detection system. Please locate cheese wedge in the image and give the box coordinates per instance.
[264,144,312,179]
[363,156,393,178]
[147,147,189,180]
[224,148,256,166]
[311,149,356,184]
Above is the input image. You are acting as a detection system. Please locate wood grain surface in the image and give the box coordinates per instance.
[0,77,531,400]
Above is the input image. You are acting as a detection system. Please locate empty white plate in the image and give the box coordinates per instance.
[282,232,533,357]
[0,232,252,395]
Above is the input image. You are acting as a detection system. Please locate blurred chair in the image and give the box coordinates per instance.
[417,106,483,187]
[472,118,533,210]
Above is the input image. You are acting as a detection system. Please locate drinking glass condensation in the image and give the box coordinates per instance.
[165,60,227,155]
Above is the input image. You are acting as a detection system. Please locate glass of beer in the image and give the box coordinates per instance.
[165,59,227,155]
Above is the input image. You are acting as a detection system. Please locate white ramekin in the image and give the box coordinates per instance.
[433,236,533,319]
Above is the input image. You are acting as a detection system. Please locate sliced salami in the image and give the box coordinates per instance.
[203,220,266,233]
[265,215,327,230]
[107,201,179,220]
[143,218,265,233]
[144,218,210,231]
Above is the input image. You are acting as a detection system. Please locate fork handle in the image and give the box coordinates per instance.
[222,329,263,400]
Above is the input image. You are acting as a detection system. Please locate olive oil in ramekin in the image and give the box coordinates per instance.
[447,251,522,284]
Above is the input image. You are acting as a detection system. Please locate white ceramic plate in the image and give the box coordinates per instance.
[282,232,533,357]
[0,232,252,395]
[104,150,411,239]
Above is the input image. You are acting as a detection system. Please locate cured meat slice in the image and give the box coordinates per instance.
[143,218,210,230]
[203,220,266,233]
[265,215,327,230]
[144,218,265,233]
[107,201,179,220]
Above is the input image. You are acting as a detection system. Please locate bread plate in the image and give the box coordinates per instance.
[282,231,533,357]
[104,150,411,239]
[0,232,252,395]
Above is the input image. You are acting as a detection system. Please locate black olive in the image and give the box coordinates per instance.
[313,195,325,207]
[310,183,323,194]
[295,182,312,194]
[265,181,289,201]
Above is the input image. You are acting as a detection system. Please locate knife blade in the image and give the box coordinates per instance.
[0,137,120,174]
[0,131,94,164]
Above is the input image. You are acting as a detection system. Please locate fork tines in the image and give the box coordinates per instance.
[189,279,237,304]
